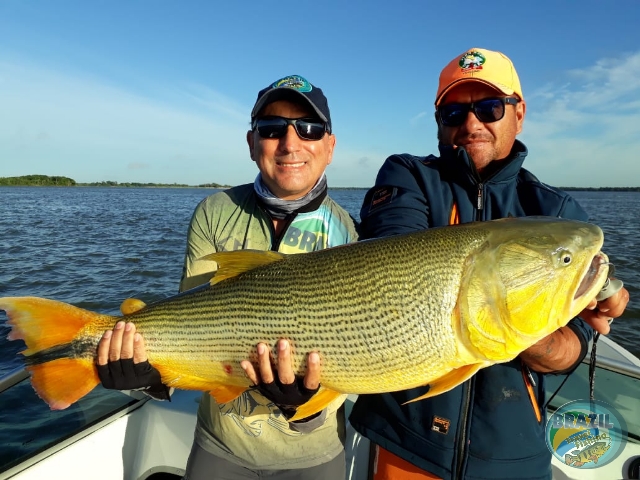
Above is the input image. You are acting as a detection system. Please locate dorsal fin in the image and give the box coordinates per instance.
[120,298,147,315]
[200,250,287,285]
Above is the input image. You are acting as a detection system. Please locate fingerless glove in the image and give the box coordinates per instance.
[97,359,171,401]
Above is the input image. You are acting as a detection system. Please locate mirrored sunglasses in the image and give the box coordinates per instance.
[252,116,329,141]
[437,97,519,127]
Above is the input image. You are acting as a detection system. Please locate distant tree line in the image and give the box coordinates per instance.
[78,180,192,187]
[0,175,231,188]
[1,175,637,191]
[0,175,76,186]
[561,187,640,192]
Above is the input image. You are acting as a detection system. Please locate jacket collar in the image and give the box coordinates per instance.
[439,140,529,185]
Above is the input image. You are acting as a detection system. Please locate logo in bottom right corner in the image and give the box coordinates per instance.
[545,399,627,469]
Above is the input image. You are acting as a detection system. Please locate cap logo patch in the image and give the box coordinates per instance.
[271,75,312,92]
[458,51,486,71]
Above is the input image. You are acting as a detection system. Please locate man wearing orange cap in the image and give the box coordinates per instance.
[349,48,629,479]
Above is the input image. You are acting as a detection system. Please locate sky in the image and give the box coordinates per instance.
[1,1,640,188]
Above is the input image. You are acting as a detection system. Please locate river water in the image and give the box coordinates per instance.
[1,186,638,369]
[0,186,638,468]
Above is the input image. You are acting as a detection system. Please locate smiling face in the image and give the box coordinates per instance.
[438,82,526,174]
[247,99,335,200]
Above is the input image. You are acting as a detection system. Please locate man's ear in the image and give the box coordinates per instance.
[247,130,256,162]
[515,100,526,134]
[326,134,336,166]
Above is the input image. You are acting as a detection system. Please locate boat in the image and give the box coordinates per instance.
[0,335,639,480]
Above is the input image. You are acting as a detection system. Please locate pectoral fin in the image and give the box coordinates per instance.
[288,387,343,422]
[404,363,484,404]
[200,250,287,285]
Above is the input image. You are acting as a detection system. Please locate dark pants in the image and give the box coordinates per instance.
[183,442,346,480]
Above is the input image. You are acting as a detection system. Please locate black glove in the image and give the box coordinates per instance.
[97,359,171,401]
[257,376,320,420]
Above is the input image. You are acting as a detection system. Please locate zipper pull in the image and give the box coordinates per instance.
[477,183,483,210]
[524,364,537,388]
[522,363,542,423]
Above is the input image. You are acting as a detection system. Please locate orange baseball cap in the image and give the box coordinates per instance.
[435,48,523,106]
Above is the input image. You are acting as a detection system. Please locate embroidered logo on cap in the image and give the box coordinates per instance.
[459,51,486,71]
[272,75,312,92]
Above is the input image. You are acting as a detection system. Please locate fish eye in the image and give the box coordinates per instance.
[559,252,572,266]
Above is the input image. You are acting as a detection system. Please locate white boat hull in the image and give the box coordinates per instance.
[2,335,639,480]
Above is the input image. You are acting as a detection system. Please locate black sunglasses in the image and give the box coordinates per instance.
[251,116,329,141]
[437,97,519,127]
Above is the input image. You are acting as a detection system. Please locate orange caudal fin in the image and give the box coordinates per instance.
[0,296,114,409]
[1,297,102,354]
[28,358,100,410]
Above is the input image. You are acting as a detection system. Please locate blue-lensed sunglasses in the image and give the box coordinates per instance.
[437,97,519,127]
[251,116,329,141]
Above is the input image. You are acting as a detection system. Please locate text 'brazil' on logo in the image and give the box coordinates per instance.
[545,399,627,469]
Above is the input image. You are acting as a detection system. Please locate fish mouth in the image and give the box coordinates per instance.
[575,252,610,299]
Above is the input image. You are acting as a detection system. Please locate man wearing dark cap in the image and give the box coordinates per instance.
[349,48,629,479]
[96,74,358,479]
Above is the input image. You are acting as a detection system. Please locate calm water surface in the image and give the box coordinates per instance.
[0,187,638,466]
[1,187,639,367]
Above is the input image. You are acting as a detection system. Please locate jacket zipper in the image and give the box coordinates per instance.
[266,212,296,251]
[455,379,473,479]
[476,183,484,220]
[522,362,542,423]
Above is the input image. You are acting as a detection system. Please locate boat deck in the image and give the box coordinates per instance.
[1,335,638,480]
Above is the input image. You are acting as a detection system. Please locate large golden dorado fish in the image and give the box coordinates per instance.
[0,217,610,420]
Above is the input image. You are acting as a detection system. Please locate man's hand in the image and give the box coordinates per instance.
[96,321,170,400]
[240,340,321,419]
[579,282,629,335]
[521,281,630,373]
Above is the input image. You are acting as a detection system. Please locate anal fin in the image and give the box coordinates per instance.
[403,363,484,404]
[289,387,343,422]
[209,385,250,404]
[154,363,250,404]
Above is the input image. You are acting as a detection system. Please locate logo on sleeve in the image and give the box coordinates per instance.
[367,186,397,212]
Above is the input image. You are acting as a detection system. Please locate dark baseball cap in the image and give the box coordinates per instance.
[251,75,332,132]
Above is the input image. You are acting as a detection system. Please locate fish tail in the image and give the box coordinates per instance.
[1,296,113,410]
[26,358,99,410]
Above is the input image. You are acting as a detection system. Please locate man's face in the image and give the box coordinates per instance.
[247,99,335,200]
[438,82,526,174]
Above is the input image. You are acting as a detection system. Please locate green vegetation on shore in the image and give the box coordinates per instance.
[0,175,230,188]
[0,175,77,186]
[560,187,640,192]
[2,175,640,191]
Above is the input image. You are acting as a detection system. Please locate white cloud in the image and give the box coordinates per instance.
[410,111,428,125]
[0,59,251,185]
[521,51,640,187]
[2,49,639,188]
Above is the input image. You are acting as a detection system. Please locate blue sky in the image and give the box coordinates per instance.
[1,1,639,188]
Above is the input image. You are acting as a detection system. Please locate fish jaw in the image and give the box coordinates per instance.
[456,217,607,362]
[570,251,610,317]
